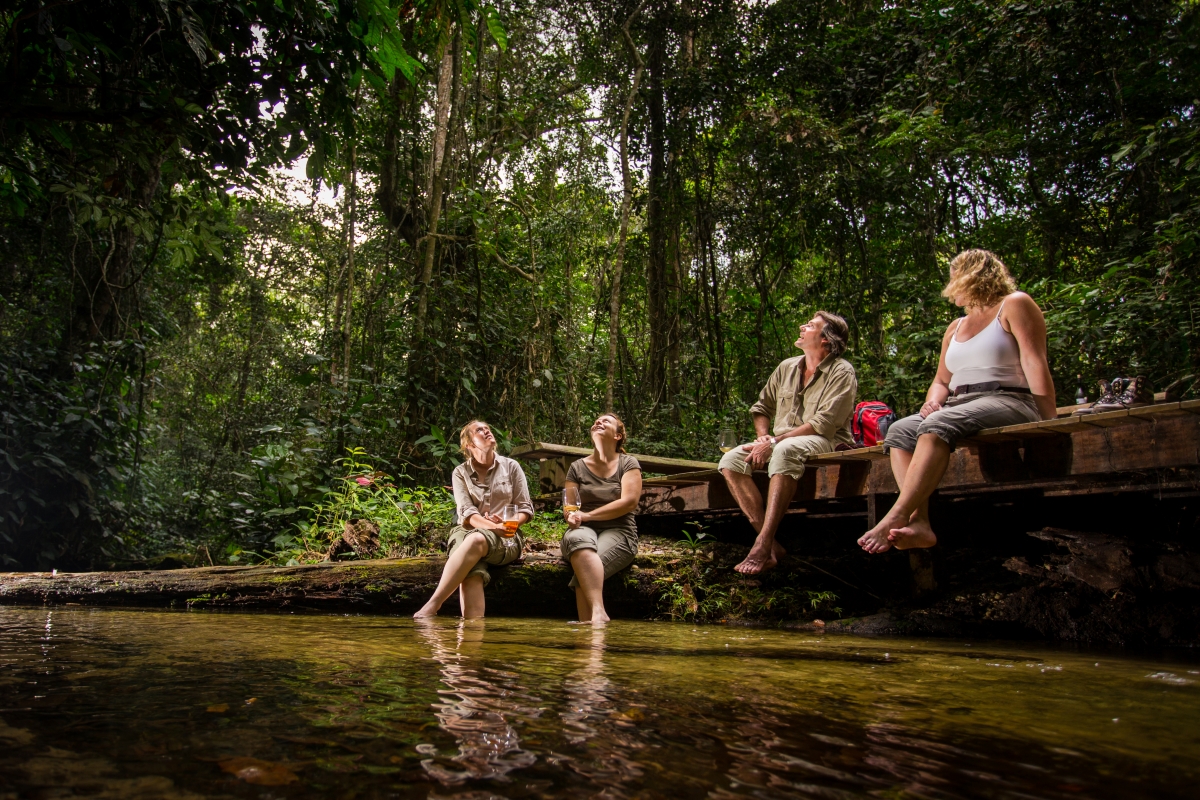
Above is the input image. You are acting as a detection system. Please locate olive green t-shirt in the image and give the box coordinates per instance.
[565,454,641,534]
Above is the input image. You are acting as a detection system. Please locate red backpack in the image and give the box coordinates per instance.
[851,401,897,447]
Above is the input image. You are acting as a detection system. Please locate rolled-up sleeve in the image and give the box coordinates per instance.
[749,363,783,420]
[805,363,858,440]
[451,467,479,522]
[508,460,535,518]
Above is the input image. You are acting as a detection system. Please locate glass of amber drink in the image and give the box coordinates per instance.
[562,486,581,515]
[501,504,520,538]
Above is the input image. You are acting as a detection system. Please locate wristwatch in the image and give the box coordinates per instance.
[769,436,777,446]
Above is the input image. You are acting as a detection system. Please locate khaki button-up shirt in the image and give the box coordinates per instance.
[749,354,858,445]
[451,454,535,523]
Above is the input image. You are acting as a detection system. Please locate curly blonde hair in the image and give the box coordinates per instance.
[941,249,1018,308]
[458,420,493,460]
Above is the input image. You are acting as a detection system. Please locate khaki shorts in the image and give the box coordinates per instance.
[445,525,523,588]
[717,434,833,480]
[560,525,638,589]
[884,391,1040,452]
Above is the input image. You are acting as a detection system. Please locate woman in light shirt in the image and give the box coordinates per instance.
[858,249,1056,555]
[414,420,533,618]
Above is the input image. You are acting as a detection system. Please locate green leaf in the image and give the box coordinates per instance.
[485,6,507,51]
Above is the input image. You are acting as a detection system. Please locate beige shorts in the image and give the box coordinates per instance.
[445,525,523,588]
[717,434,833,480]
[560,525,638,589]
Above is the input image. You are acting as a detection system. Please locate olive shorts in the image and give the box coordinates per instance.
[445,525,524,588]
[884,391,1040,453]
[717,434,833,480]
[560,525,638,589]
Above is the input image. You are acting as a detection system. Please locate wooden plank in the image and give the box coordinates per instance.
[1037,415,1095,433]
[1078,409,1138,428]
[1129,402,1191,421]
[1056,402,1092,417]
[511,442,717,475]
[513,442,591,460]
[642,469,721,484]
[1179,398,1200,414]
[808,445,887,464]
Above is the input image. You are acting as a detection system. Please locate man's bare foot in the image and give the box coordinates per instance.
[772,540,787,561]
[413,603,438,619]
[887,520,937,550]
[734,538,778,574]
[857,508,909,554]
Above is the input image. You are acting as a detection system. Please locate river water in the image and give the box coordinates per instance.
[0,608,1197,798]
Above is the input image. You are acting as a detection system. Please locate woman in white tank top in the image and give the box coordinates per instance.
[858,249,1056,556]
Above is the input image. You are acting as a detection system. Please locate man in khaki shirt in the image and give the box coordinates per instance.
[719,311,858,574]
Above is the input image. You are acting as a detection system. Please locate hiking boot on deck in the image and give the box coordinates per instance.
[1088,376,1152,413]
[1117,375,1153,408]
[1074,378,1119,415]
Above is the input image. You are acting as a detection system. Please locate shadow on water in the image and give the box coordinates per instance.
[0,607,1198,798]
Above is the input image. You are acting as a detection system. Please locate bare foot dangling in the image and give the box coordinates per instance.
[858,507,912,554]
[734,538,778,574]
[887,520,937,550]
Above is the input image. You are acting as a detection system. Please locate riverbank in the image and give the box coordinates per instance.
[5,518,1200,647]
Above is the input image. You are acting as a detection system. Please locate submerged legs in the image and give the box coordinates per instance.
[569,548,609,625]
[415,531,489,618]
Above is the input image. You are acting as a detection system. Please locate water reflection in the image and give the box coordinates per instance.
[558,624,645,797]
[0,609,1197,799]
[416,619,538,785]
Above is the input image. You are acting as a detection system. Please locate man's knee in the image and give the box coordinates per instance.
[768,471,800,488]
[722,467,750,483]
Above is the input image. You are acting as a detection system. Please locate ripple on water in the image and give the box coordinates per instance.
[0,607,1198,798]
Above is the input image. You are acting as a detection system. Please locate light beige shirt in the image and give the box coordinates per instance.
[749,354,858,445]
[451,454,534,522]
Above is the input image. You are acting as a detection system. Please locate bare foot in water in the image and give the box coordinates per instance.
[887,519,937,550]
[734,537,778,574]
[413,603,438,619]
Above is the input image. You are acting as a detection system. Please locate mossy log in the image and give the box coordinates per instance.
[0,550,675,618]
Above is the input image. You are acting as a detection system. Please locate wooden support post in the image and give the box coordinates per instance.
[834,461,871,497]
[537,457,574,495]
[909,550,937,597]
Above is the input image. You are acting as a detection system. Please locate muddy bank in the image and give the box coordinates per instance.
[4,513,1200,647]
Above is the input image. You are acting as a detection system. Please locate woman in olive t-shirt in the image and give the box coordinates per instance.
[561,413,642,624]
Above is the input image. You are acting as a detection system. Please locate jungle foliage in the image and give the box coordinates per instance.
[1,0,1198,569]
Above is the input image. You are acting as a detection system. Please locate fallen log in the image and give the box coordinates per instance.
[0,550,672,618]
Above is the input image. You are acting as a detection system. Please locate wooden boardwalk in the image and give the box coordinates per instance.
[513,400,1200,526]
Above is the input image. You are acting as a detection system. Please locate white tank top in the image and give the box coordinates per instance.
[945,299,1029,391]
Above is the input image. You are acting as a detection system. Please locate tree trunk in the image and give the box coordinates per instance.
[413,29,460,343]
[606,0,649,412]
[341,140,357,389]
[65,150,166,350]
[645,24,669,412]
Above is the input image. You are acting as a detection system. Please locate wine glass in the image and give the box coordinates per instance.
[501,504,520,538]
[562,486,581,514]
[718,428,738,454]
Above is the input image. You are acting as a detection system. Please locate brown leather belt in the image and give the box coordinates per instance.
[952,382,1031,396]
